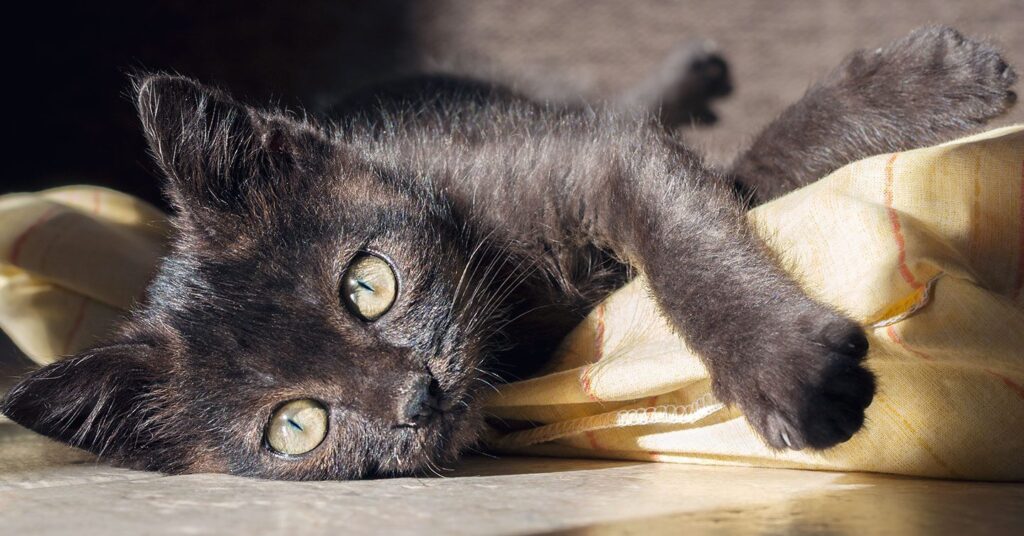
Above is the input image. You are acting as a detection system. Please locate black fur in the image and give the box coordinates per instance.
[2,26,1016,479]
[731,26,1018,203]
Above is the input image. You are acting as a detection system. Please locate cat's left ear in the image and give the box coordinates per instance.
[1,342,166,461]
[135,74,324,214]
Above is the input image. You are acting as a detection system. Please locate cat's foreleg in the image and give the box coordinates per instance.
[729,26,1017,204]
[582,145,874,450]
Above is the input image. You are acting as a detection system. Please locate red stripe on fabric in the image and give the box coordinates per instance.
[885,325,934,361]
[7,206,59,264]
[985,369,1024,401]
[584,431,603,450]
[884,154,923,290]
[580,365,602,402]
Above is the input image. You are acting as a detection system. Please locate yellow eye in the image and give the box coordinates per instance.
[265,399,328,456]
[342,254,398,321]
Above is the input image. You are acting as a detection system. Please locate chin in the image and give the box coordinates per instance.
[385,404,484,478]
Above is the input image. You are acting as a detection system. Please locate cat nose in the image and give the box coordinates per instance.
[397,374,438,426]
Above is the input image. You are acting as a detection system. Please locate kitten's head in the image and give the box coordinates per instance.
[2,75,506,479]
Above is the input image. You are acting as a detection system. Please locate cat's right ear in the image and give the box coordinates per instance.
[135,74,306,216]
[1,341,167,463]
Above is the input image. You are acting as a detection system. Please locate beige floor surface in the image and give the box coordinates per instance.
[2,422,1022,535]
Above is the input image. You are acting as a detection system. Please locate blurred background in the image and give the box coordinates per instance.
[8,0,1024,206]
[3,0,1024,377]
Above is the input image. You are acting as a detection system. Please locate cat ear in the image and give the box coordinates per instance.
[135,74,301,214]
[1,341,165,460]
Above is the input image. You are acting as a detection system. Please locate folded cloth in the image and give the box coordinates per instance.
[0,187,169,364]
[1,126,1022,480]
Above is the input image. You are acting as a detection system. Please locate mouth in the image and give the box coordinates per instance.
[377,382,484,478]
[403,352,484,432]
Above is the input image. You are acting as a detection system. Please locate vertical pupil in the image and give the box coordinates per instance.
[343,254,397,321]
[287,418,304,432]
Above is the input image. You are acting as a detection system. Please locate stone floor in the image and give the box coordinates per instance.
[2,421,1022,535]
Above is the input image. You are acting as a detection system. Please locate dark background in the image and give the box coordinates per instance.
[8,0,1024,207]
[3,0,1023,379]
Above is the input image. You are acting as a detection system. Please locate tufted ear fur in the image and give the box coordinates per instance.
[135,74,321,218]
[1,341,166,463]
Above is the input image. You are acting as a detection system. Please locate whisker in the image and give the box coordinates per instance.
[473,376,501,394]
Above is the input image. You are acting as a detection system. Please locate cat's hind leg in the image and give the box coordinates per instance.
[729,26,1017,204]
[621,41,733,127]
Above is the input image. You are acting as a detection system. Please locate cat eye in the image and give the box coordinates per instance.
[265,399,328,456]
[342,253,398,321]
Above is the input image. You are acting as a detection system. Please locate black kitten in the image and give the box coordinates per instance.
[2,27,1016,479]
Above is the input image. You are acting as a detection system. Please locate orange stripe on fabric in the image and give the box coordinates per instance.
[7,206,59,264]
[885,325,934,361]
[884,154,923,290]
[1015,160,1024,298]
[584,431,603,450]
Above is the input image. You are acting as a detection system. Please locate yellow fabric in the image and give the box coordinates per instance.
[0,187,169,363]
[1,127,1022,480]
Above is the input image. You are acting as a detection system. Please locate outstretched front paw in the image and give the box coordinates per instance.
[720,312,876,450]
